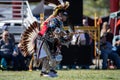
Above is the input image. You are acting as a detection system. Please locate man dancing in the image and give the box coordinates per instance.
[38,7,69,77]
[19,1,69,77]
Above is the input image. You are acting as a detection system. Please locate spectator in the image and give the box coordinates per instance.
[82,18,92,45]
[70,31,79,45]
[112,35,120,56]
[100,22,111,37]
[12,42,26,70]
[112,35,120,46]
[100,35,120,69]
[76,30,86,46]
[0,31,14,69]
[2,25,15,45]
[83,19,94,66]
[83,18,88,26]
[100,22,113,44]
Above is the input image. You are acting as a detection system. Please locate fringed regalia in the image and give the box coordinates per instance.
[20,1,70,75]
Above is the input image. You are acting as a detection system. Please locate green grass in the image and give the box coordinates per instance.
[0,70,120,80]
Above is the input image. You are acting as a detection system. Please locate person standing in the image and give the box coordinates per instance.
[38,9,68,77]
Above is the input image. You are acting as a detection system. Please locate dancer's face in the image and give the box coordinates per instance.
[58,12,67,22]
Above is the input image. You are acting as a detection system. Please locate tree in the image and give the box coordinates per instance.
[83,0,109,17]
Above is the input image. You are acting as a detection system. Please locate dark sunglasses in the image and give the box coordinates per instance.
[4,34,9,36]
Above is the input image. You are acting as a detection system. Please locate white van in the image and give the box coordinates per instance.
[0,19,27,33]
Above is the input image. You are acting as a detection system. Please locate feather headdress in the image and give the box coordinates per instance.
[20,0,69,57]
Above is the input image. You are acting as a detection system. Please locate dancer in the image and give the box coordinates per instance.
[20,1,69,77]
[38,2,69,77]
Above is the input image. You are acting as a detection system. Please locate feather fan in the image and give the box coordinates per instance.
[20,21,39,57]
[20,1,69,57]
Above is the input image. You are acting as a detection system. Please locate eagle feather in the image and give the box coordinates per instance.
[20,1,69,57]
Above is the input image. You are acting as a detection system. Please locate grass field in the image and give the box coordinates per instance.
[0,69,120,80]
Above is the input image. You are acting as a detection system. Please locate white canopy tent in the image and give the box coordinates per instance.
[32,0,54,19]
